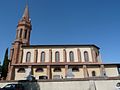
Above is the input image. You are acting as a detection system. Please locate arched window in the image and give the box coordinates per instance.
[35,68,44,72]
[53,67,61,72]
[72,67,79,72]
[17,68,25,73]
[55,51,60,62]
[84,51,89,62]
[41,52,45,62]
[92,71,96,76]
[24,30,27,39]
[69,51,74,62]
[19,29,22,38]
[26,52,31,63]
[16,30,19,39]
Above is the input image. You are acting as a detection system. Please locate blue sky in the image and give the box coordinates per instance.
[0,0,120,63]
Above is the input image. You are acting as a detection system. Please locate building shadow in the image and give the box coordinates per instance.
[18,80,40,90]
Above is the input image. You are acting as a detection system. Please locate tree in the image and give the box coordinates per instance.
[0,66,1,73]
[0,61,2,72]
[0,62,2,78]
[1,48,9,80]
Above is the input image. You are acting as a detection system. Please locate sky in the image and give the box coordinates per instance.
[0,0,120,63]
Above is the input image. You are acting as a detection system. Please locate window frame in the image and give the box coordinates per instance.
[19,29,23,38]
[17,68,25,73]
[69,51,74,62]
[24,29,27,39]
[55,51,60,62]
[84,51,89,62]
[35,68,44,72]
[92,71,96,76]
[53,67,61,72]
[26,52,31,63]
[41,52,45,62]
[72,67,79,72]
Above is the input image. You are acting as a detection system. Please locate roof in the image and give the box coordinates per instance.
[22,44,100,49]
[22,4,30,21]
[12,62,120,66]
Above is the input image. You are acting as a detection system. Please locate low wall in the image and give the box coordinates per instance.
[0,79,120,90]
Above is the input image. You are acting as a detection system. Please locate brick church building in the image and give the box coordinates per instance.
[7,4,120,80]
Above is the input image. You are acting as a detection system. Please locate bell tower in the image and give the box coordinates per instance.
[11,4,32,64]
[16,4,32,45]
[7,4,32,80]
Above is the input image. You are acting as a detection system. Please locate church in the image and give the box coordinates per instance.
[7,4,120,80]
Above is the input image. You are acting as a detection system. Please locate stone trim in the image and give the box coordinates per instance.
[16,30,19,39]
[77,48,82,62]
[83,65,88,78]
[63,49,67,62]
[19,49,23,63]
[91,48,96,63]
[49,49,52,63]
[11,62,102,66]
[100,65,106,76]
[65,65,68,77]
[13,44,20,64]
[7,66,14,80]
[98,53,102,63]
[10,48,14,61]
[4,77,120,82]
[47,65,50,79]
[17,23,31,29]
[34,49,38,63]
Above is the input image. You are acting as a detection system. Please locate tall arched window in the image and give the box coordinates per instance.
[19,29,22,38]
[69,51,74,62]
[41,52,45,62]
[84,51,89,62]
[24,30,27,39]
[26,52,31,63]
[92,71,96,76]
[55,51,60,62]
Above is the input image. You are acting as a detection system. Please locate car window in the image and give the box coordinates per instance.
[3,84,23,89]
[12,84,15,88]
[4,84,12,88]
[4,84,16,88]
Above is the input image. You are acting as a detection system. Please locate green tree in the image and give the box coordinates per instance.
[0,62,2,78]
[0,61,1,72]
[0,66,1,73]
[1,48,9,80]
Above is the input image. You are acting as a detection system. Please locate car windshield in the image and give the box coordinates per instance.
[4,84,15,88]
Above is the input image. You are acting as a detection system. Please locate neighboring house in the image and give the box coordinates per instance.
[7,4,120,80]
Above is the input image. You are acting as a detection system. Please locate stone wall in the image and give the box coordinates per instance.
[0,79,120,90]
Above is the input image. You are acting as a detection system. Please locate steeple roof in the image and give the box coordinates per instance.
[22,4,30,21]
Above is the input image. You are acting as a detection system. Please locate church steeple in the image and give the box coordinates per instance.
[10,3,32,65]
[22,4,30,21]
[15,4,32,46]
